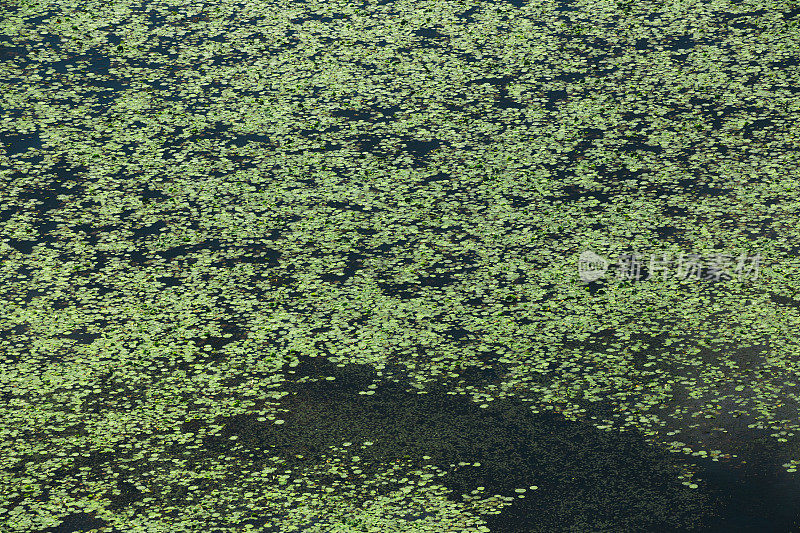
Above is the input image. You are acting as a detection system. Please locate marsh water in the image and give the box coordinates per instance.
[2,0,800,531]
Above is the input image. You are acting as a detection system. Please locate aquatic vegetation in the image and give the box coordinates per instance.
[1,0,800,530]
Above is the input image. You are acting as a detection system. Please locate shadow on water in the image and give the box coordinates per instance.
[172,354,798,532]
[44,512,124,533]
[682,449,800,533]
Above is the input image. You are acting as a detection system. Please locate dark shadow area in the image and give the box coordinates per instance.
[172,354,800,531]
[44,511,122,533]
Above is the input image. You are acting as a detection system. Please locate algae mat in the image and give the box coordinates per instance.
[2,0,800,531]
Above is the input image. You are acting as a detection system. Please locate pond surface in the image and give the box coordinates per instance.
[2,0,800,531]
